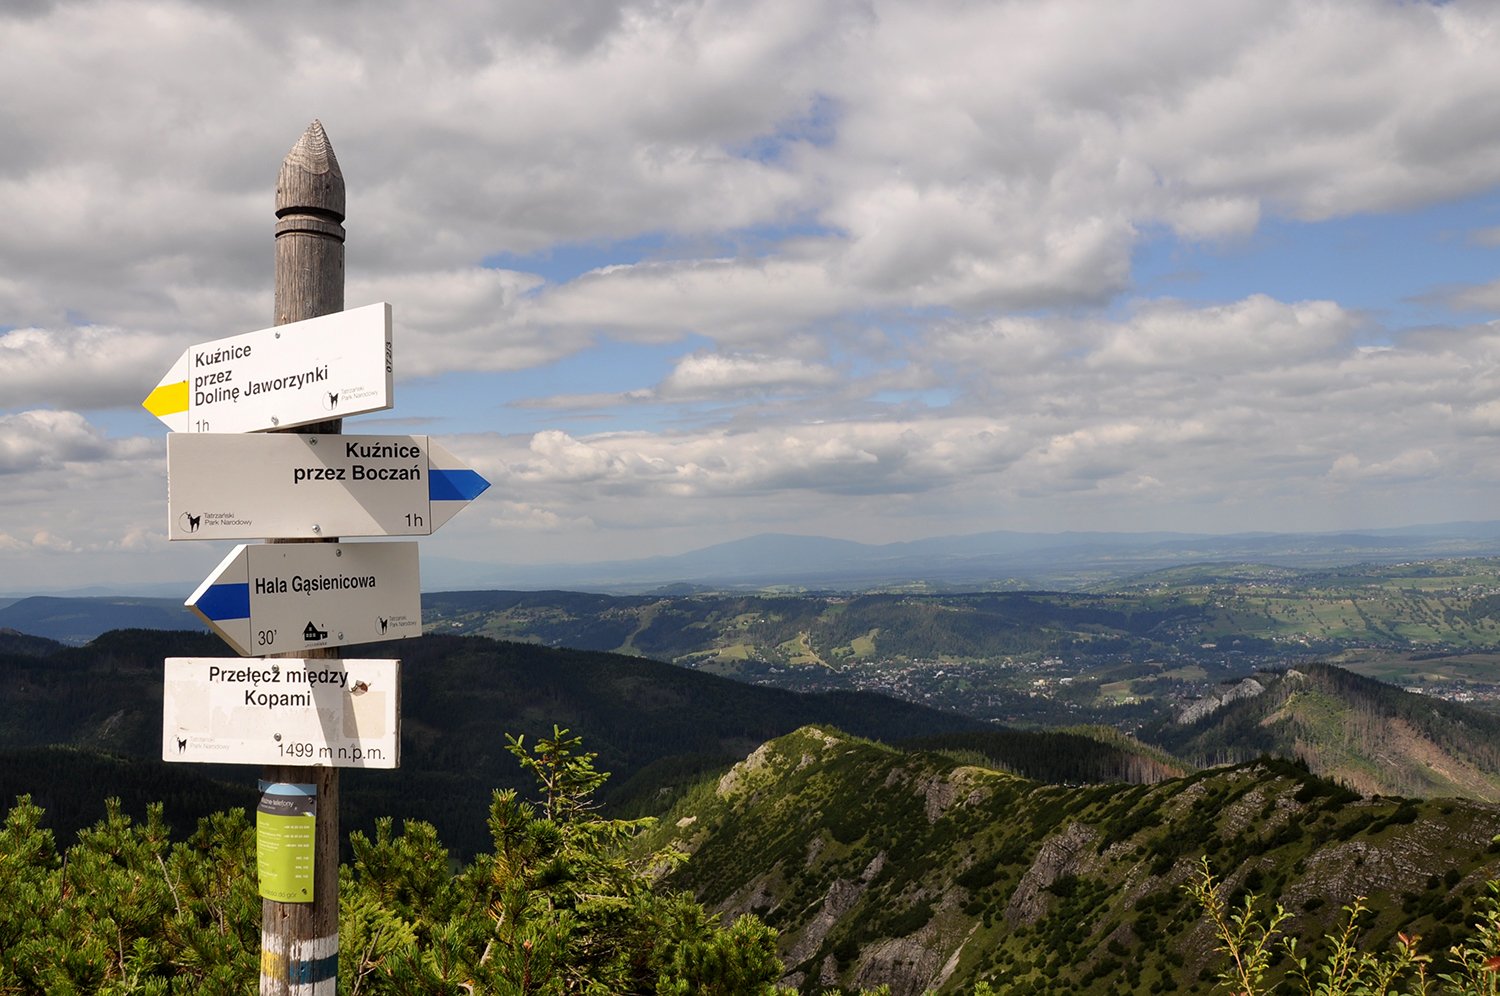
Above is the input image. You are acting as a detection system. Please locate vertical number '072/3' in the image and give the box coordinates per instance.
[256,629,277,647]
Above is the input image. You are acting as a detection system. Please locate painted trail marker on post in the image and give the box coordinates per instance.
[186,541,421,657]
[167,432,489,540]
[143,302,393,434]
[163,657,400,768]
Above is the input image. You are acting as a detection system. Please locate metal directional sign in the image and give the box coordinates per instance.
[143,302,393,433]
[168,433,490,540]
[163,657,400,768]
[186,542,420,657]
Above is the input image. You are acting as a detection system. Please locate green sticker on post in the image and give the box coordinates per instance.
[257,782,316,903]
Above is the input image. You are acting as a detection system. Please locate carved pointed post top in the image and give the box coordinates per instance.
[276,119,345,226]
[274,120,345,328]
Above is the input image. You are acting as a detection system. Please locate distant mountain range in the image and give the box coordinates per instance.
[0,596,208,645]
[10,521,1500,602]
[423,520,1500,592]
[11,520,1500,649]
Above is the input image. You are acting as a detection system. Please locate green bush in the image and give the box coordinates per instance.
[1189,856,1500,996]
[0,729,786,996]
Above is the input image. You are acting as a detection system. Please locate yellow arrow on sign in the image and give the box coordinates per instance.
[140,303,393,435]
[142,349,191,431]
[143,379,189,418]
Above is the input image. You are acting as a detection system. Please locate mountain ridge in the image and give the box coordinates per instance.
[1149,662,1500,801]
[642,725,1500,995]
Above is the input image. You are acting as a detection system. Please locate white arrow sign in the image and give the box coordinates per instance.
[186,542,421,657]
[168,433,490,540]
[143,302,393,433]
[163,657,400,768]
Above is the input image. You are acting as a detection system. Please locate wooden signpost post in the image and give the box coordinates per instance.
[262,120,349,996]
[146,121,490,994]
[261,119,347,996]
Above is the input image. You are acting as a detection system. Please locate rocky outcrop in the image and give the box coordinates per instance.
[1178,676,1266,724]
[1005,822,1100,925]
[781,850,888,981]
[716,739,778,798]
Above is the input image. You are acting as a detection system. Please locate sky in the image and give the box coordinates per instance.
[6,0,1500,593]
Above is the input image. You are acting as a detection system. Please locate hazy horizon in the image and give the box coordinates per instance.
[8,516,1500,601]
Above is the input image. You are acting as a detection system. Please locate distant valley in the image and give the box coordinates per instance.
[418,557,1500,730]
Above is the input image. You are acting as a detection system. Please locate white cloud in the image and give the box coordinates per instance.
[486,500,595,533]
[5,0,1498,369]
[523,255,853,347]
[1459,395,1500,436]
[1113,1,1500,220]
[657,351,840,399]
[0,410,181,584]
[0,409,153,473]
[1327,449,1443,484]
[1441,279,1500,314]
[1162,196,1261,242]
[498,418,1027,501]
[349,268,550,376]
[1,326,183,411]
[1086,295,1354,371]
[437,295,1500,555]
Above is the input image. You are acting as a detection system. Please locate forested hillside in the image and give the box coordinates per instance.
[7,608,1500,991]
[1149,663,1500,800]
[642,727,1500,995]
[8,624,1500,856]
[899,727,1189,786]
